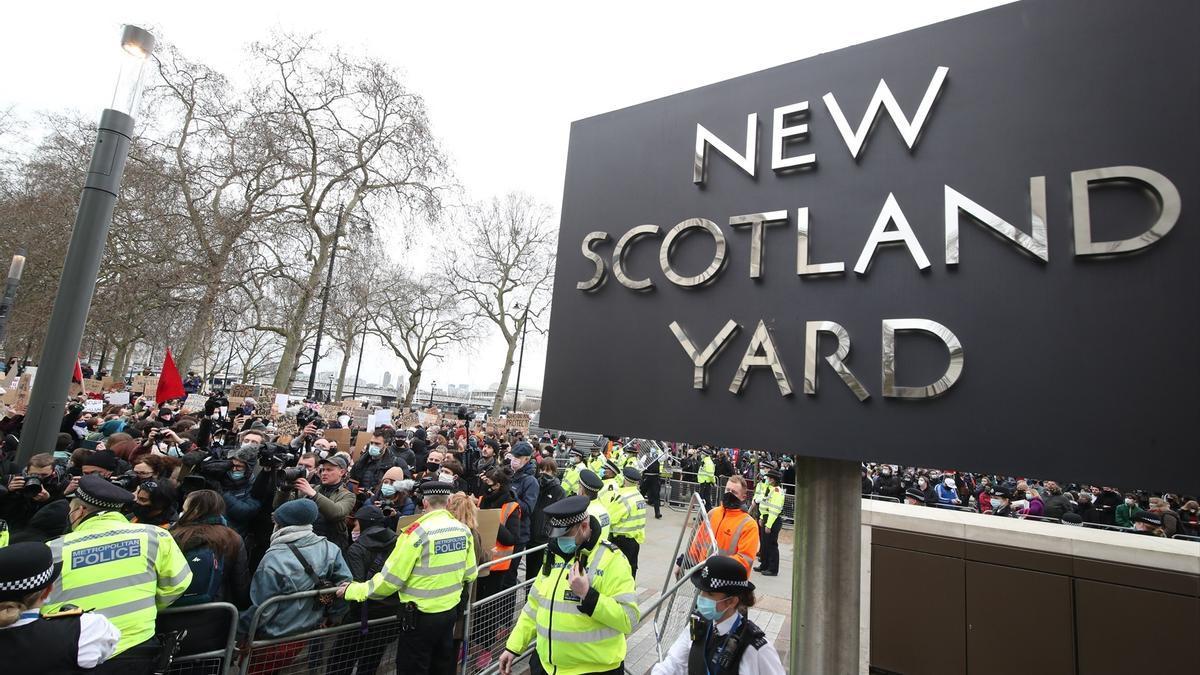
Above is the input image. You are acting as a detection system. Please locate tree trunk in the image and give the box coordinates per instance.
[335,338,353,400]
[111,338,133,380]
[490,337,519,417]
[175,270,225,378]
[403,369,421,409]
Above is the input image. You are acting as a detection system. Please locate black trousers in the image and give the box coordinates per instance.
[530,651,624,675]
[397,607,458,675]
[612,535,641,579]
[90,636,160,675]
[328,609,400,675]
[642,477,662,516]
[760,518,783,573]
[525,545,546,582]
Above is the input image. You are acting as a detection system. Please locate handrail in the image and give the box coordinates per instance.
[477,543,547,575]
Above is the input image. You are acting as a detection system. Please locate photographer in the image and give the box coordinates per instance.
[0,453,73,530]
[371,469,415,529]
[349,431,408,494]
[218,446,263,538]
[275,455,355,550]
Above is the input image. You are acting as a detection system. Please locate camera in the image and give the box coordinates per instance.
[197,457,233,480]
[281,466,307,482]
[110,472,139,491]
[21,474,43,496]
[258,443,297,470]
[295,406,325,432]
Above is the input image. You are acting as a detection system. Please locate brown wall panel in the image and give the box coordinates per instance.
[964,561,1075,675]
[871,545,965,675]
[1074,579,1200,674]
[872,528,965,559]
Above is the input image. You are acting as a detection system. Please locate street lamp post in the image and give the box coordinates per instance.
[0,247,27,350]
[306,204,344,399]
[351,327,367,399]
[18,26,155,464]
[429,380,437,407]
[511,304,529,412]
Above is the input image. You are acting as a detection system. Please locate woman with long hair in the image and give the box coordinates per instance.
[170,489,250,607]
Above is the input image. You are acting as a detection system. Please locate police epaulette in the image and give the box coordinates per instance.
[44,608,86,619]
[750,633,768,649]
[599,540,619,551]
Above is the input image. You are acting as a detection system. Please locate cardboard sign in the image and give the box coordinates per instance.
[323,427,351,452]
[395,514,420,533]
[397,411,419,428]
[82,379,103,396]
[83,399,104,413]
[274,393,291,414]
[104,391,131,406]
[131,375,148,393]
[506,412,531,434]
[351,431,371,458]
[143,376,159,396]
[182,394,209,412]
[228,383,255,398]
[100,377,118,391]
[475,508,503,565]
[350,408,369,429]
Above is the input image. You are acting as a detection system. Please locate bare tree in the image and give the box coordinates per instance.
[248,33,449,390]
[373,270,473,408]
[449,193,555,415]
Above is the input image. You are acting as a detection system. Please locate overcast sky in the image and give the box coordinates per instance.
[1,0,1010,396]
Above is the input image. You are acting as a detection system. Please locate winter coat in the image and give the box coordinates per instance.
[510,460,539,545]
[350,449,407,493]
[934,483,960,506]
[481,489,521,549]
[180,535,251,609]
[1021,496,1045,518]
[344,523,399,618]
[238,526,352,639]
[530,473,565,544]
[1115,503,1142,528]
[220,478,262,536]
[873,474,904,500]
[1042,494,1074,520]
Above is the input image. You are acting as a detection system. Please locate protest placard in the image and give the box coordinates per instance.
[324,427,351,451]
[82,379,103,396]
[273,393,290,414]
[104,391,131,406]
[228,383,255,398]
[143,376,159,396]
[131,375,147,393]
[182,394,208,412]
[83,400,104,413]
[373,409,392,429]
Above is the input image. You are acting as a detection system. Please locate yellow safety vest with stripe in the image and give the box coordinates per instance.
[344,508,476,613]
[761,485,786,528]
[588,455,605,474]
[607,485,647,544]
[587,498,612,542]
[506,539,639,675]
[561,463,585,497]
[697,457,716,484]
[0,519,8,548]
[753,479,769,505]
[44,511,192,655]
[600,478,620,505]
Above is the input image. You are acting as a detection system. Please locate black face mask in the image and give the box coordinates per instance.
[426,462,440,473]
[722,491,744,510]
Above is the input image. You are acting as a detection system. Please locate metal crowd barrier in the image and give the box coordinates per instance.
[459,544,547,675]
[157,602,238,674]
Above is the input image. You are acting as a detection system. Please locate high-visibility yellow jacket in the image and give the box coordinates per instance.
[344,508,476,613]
[600,478,620,504]
[753,479,769,505]
[588,455,606,474]
[561,464,585,497]
[44,511,192,655]
[697,457,716,484]
[506,539,639,675]
[587,498,612,542]
[761,485,786,529]
[607,485,647,544]
[0,520,8,548]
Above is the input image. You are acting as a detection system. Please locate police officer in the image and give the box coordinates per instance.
[499,495,639,675]
[336,479,476,675]
[697,448,717,509]
[43,475,193,668]
[640,450,663,520]
[599,457,622,503]
[588,437,607,474]
[561,447,586,497]
[577,469,611,542]
[754,470,786,577]
[651,555,785,675]
[0,541,120,672]
[608,466,648,578]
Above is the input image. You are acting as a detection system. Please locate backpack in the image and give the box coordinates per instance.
[178,546,224,605]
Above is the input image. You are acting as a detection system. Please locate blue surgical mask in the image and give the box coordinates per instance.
[167,446,183,458]
[380,484,396,498]
[54,451,71,463]
[229,470,245,481]
[368,446,382,458]
[695,595,725,622]
[555,536,578,555]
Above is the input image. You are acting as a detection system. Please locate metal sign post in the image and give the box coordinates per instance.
[791,457,862,674]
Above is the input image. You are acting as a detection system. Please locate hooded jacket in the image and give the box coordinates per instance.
[345,523,399,617]
[238,525,352,639]
[349,449,408,493]
[510,459,540,545]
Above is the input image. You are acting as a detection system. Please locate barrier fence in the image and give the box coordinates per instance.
[157,601,239,674]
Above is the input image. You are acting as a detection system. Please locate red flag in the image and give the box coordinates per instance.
[72,359,83,383]
[156,349,186,402]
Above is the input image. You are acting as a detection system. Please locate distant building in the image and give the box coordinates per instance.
[382,371,392,388]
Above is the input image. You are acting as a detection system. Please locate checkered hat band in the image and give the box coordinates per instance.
[421,485,452,496]
[549,511,588,528]
[0,564,54,592]
[77,486,126,510]
[708,578,750,590]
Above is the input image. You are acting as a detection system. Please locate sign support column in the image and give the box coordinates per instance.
[791,457,862,674]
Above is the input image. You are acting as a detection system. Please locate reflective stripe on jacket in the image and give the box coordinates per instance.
[561,464,584,497]
[587,499,611,542]
[608,485,647,543]
[697,458,716,484]
[344,508,477,613]
[688,506,760,575]
[44,511,192,655]
[505,539,639,675]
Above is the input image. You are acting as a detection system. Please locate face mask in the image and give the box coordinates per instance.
[167,445,183,458]
[1125,498,1135,506]
[722,492,743,510]
[510,458,523,471]
[229,470,245,481]
[54,451,71,463]
[1026,492,1036,500]
[368,447,382,458]
[426,462,441,473]
[438,472,454,484]
[943,478,954,488]
[695,595,725,622]
[555,536,578,556]
[351,530,361,542]
[990,498,1003,510]
[380,483,397,498]
[918,479,928,488]
[212,436,227,447]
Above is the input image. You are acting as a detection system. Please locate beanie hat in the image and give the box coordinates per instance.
[274,498,319,527]
[81,450,118,473]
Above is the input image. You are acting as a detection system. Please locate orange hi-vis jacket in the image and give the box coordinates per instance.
[491,501,521,572]
[688,506,760,575]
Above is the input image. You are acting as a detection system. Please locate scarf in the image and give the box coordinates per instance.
[270,524,314,547]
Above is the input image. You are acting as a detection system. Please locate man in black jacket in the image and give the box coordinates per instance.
[872,465,904,501]
[329,504,399,675]
[350,432,408,493]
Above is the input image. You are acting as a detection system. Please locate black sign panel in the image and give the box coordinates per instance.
[542,0,1199,492]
